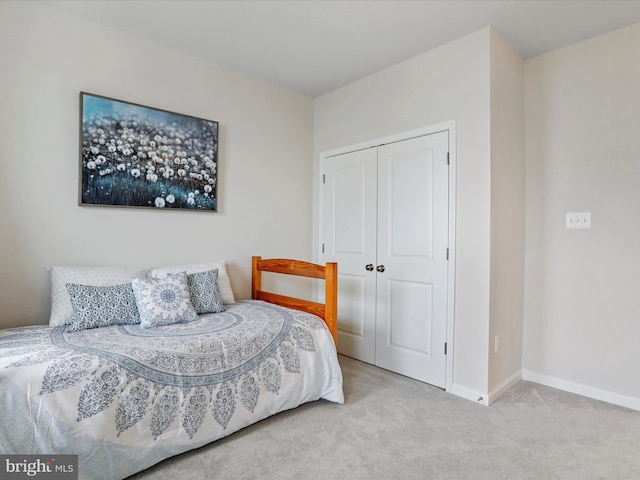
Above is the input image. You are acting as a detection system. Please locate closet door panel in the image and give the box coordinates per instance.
[335,274,366,337]
[375,132,449,387]
[322,148,377,363]
[388,280,433,354]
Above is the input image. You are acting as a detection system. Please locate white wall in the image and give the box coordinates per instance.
[488,31,525,396]
[524,23,640,407]
[0,1,314,329]
[314,29,493,398]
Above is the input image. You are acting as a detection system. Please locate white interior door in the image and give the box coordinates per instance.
[375,132,449,387]
[321,130,450,388]
[322,147,377,363]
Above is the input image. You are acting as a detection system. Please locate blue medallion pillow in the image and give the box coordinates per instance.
[131,271,198,328]
[187,269,224,314]
[65,283,140,332]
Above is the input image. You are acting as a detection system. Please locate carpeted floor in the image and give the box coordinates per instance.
[129,355,640,479]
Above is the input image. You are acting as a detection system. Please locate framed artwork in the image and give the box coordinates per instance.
[79,92,218,211]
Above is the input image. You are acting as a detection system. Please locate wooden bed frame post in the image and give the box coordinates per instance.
[251,256,338,346]
[325,262,338,345]
[252,255,261,301]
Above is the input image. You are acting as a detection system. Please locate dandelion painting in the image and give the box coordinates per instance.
[79,92,218,211]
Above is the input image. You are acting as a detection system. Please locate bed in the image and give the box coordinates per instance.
[0,257,342,480]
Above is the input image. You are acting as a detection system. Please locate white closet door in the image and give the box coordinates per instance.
[322,147,377,363]
[375,132,449,387]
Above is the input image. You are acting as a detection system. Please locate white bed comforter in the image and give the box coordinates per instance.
[0,300,343,479]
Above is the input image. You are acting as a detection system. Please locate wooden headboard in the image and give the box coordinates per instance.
[251,256,338,346]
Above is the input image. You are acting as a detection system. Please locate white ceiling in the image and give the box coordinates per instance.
[46,0,640,97]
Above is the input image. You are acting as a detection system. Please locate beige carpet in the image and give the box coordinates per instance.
[129,355,640,479]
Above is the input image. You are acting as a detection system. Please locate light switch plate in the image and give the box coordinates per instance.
[566,212,591,229]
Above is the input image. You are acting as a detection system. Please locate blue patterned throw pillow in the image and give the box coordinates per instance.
[65,283,140,332]
[131,272,198,328]
[187,269,224,314]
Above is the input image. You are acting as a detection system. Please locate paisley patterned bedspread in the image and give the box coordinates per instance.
[0,300,344,479]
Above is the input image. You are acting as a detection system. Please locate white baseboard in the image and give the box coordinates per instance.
[522,370,640,412]
[487,370,522,405]
[448,383,489,406]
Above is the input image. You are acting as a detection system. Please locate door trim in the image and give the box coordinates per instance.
[318,121,457,393]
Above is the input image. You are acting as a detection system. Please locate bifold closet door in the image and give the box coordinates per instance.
[374,132,449,387]
[322,147,378,363]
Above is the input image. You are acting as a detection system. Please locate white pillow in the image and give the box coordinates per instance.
[48,266,150,326]
[148,260,235,304]
[131,272,198,328]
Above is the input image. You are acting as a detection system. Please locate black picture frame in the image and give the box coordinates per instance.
[79,92,218,211]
